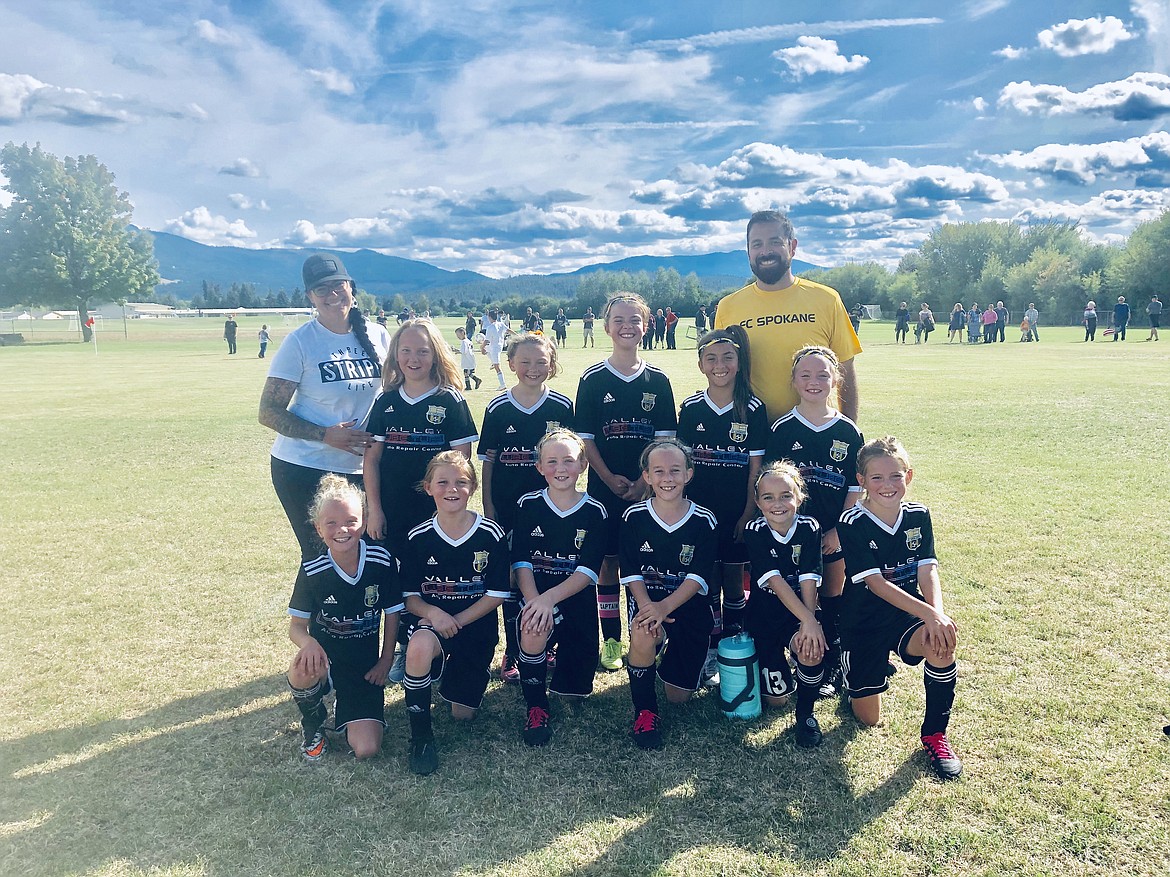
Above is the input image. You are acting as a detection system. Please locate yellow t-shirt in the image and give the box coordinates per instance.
[714,277,863,418]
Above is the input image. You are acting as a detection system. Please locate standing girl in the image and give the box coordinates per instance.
[838,437,962,780]
[575,292,677,672]
[620,439,717,749]
[676,326,769,686]
[399,452,509,774]
[258,324,270,359]
[1083,300,1098,341]
[364,319,478,679]
[479,332,574,682]
[511,430,609,745]
[742,461,827,747]
[894,302,911,344]
[947,303,965,343]
[764,346,864,698]
[286,475,403,761]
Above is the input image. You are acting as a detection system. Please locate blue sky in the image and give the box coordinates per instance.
[2,1,1168,277]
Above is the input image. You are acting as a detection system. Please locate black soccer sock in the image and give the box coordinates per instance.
[794,661,824,722]
[819,594,841,654]
[403,671,434,742]
[518,647,550,711]
[722,595,747,636]
[627,663,658,716]
[708,595,723,650]
[922,660,957,737]
[598,582,622,642]
[289,678,328,733]
[503,597,521,658]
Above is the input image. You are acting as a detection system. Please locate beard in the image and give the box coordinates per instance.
[751,251,790,285]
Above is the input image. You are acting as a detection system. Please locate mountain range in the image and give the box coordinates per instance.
[148,230,819,300]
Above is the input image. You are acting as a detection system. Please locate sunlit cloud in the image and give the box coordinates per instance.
[773,37,869,79]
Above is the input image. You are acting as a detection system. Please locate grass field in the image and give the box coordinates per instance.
[2,315,1168,877]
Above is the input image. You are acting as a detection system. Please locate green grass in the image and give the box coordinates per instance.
[2,318,1168,876]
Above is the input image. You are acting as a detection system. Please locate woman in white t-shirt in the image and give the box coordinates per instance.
[259,254,392,558]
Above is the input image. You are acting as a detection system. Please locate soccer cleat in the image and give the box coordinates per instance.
[599,638,626,672]
[522,707,552,746]
[409,738,439,775]
[700,649,720,688]
[631,709,664,750]
[387,645,407,685]
[300,728,328,762]
[546,646,557,669]
[921,732,963,780]
[795,716,823,749]
[500,654,520,684]
[818,662,842,699]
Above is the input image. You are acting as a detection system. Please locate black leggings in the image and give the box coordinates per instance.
[271,456,363,559]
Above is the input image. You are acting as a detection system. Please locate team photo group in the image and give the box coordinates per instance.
[259,209,963,782]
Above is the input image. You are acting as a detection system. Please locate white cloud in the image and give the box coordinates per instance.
[306,68,355,95]
[995,45,1027,60]
[964,0,1011,21]
[219,158,262,178]
[193,19,240,48]
[1011,189,1170,228]
[773,37,868,79]
[1132,0,1170,71]
[998,72,1170,120]
[984,132,1170,184]
[1037,16,1134,57]
[0,72,137,125]
[227,193,270,210]
[165,207,257,244]
[641,19,942,51]
[973,96,988,113]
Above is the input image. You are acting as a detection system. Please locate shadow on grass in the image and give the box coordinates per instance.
[2,673,924,876]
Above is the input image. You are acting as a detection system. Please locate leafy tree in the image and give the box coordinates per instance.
[0,142,158,341]
[1107,210,1170,307]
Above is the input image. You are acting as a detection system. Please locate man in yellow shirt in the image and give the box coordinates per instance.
[714,210,862,422]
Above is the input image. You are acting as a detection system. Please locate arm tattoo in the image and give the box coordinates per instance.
[258,377,327,441]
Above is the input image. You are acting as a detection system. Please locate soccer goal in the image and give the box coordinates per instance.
[861,304,882,321]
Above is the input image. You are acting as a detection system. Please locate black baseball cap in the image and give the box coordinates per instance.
[302,254,353,290]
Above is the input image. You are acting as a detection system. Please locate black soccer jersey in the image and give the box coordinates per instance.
[511,489,608,604]
[677,390,769,530]
[288,543,404,668]
[367,386,479,533]
[742,514,823,599]
[619,500,717,606]
[575,360,676,503]
[400,514,510,627]
[838,502,937,633]
[477,388,574,533]
[765,408,863,531]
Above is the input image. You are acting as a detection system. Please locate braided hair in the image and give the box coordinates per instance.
[348,305,380,366]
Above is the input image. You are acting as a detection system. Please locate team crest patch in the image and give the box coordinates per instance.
[575,529,587,549]
[472,550,490,573]
[791,545,801,564]
[679,544,695,565]
[364,585,379,608]
[729,422,748,443]
[829,440,849,462]
[905,528,922,551]
[641,393,656,411]
[426,405,447,424]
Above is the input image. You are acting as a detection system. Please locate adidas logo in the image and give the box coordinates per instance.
[506,425,517,434]
[530,526,544,537]
[385,406,394,413]
[770,550,777,557]
[603,393,616,403]
[695,423,706,432]
[427,556,438,565]
[324,595,338,604]
[791,441,803,450]
[869,541,879,550]
[640,542,653,552]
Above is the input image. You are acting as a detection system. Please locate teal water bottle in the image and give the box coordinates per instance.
[717,632,761,719]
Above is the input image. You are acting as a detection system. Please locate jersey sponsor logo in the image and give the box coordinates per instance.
[426,405,447,425]
[791,441,803,450]
[324,595,338,604]
[575,528,587,549]
[829,440,849,462]
[729,421,748,443]
[679,544,695,565]
[427,556,438,565]
[531,526,544,537]
[640,541,653,552]
[318,357,380,383]
[506,425,517,434]
[473,550,490,572]
[695,423,706,432]
[603,393,616,403]
[364,585,379,608]
[737,313,816,329]
[791,544,801,564]
[905,528,922,550]
[641,393,657,411]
